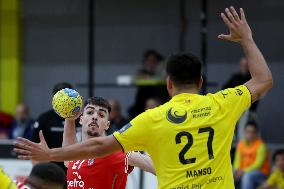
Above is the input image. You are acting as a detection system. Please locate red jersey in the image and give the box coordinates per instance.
[67,151,133,189]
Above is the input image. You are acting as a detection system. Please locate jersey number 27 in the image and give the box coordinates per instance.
[175,127,214,164]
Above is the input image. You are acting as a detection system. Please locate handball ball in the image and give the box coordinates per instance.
[52,88,83,118]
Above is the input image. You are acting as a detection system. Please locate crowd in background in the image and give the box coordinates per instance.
[0,50,283,189]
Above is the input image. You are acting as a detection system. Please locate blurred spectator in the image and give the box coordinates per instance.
[15,162,66,189]
[106,99,128,135]
[223,57,258,113]
[128,49,169,118]
[145,97,162,110]
[234,122,270,189]
[259,149,284,189]
[137,49,164,79]
[9,103,34,139]
[0,111,13,139]
[31,82,80,172]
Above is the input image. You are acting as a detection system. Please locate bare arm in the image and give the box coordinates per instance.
[14,133,122,162]
[62,118,78,167]
[219,7,273,103]
[128,152,156,175]
[258,183,275,189]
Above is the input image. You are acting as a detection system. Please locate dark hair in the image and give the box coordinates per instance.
[245,121,258,131]
[166,53,202,86]
[29,163,66,186]
[84,97,111,113]
[143,49,163,63]
[272,149,284,162]
[52,82,73,95]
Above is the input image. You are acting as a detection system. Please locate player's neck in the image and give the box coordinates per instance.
[172,88,199,97]
[83,132,106,141]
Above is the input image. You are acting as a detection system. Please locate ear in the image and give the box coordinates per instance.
[166,76,173,96]
[105,121,110,131]
[198,76,203,90]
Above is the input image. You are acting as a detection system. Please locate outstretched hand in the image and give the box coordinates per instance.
[13,130,52,162]
[218,6,252,43]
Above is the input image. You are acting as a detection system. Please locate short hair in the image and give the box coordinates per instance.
[143,49,163,63]
[272,149,284,162]
[166,53,202,86]
[245,121,258,131]
[28,163,65,186]
[52,82,73,95]
[84,97,111,113]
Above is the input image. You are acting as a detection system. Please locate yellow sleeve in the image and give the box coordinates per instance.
[210,85,251,121]
[113,109,155,152]
[0,167,17,189]
[266,171,278,186]
[233,148,241,170]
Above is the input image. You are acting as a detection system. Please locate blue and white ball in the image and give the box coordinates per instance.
[52,88,83,118]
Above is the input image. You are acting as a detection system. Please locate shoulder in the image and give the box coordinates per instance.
[142,103,169,121]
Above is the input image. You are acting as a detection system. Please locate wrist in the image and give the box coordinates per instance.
[65,118,76,125]
[48,148,58,161]
[240,37,254,46]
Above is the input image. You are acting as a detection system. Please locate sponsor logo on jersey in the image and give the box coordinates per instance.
[88,159,95,166]
[67,172,85,188]
[167,107,187,124]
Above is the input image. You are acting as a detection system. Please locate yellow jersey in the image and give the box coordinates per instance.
[266,169,284,189]
[114,85,251,189]
[0,167,17,189]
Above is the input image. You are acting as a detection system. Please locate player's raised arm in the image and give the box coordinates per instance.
[14,132,122,162]
[218,6,273,103]
[62,113,81,166]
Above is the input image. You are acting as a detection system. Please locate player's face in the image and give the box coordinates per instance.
[80,104,110,138]
[244,125,257,141]
[275,155,284,171]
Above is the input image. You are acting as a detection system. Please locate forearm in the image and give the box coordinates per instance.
[128,152,156,175]
[62,119,78,147]
[242,39,273,83]
[258,183,274,189]
[49,136,119,162]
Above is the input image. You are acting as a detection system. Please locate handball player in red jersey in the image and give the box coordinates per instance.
[63,97,155,189]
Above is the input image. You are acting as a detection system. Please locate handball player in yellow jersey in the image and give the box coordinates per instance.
[14,6,273,189]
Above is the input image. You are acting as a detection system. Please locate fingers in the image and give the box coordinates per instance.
[218,34,231,41]
[16,137,37,148]
[225,8,236,24]
[220,13,233,28]
[18,155,32,160]
[14,141,34,151]
[39,130,47,145]
[13,148,31,155]
[229,6,240,22]
[240,8,246,22]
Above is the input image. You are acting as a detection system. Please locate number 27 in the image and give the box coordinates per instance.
[175,127,214,164]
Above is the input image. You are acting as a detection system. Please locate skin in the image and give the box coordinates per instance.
[15,104,29,123]
[61,103,156,174]
[13,7,273,171]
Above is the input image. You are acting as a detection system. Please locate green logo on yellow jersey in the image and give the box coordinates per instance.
[167,107,187,124]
